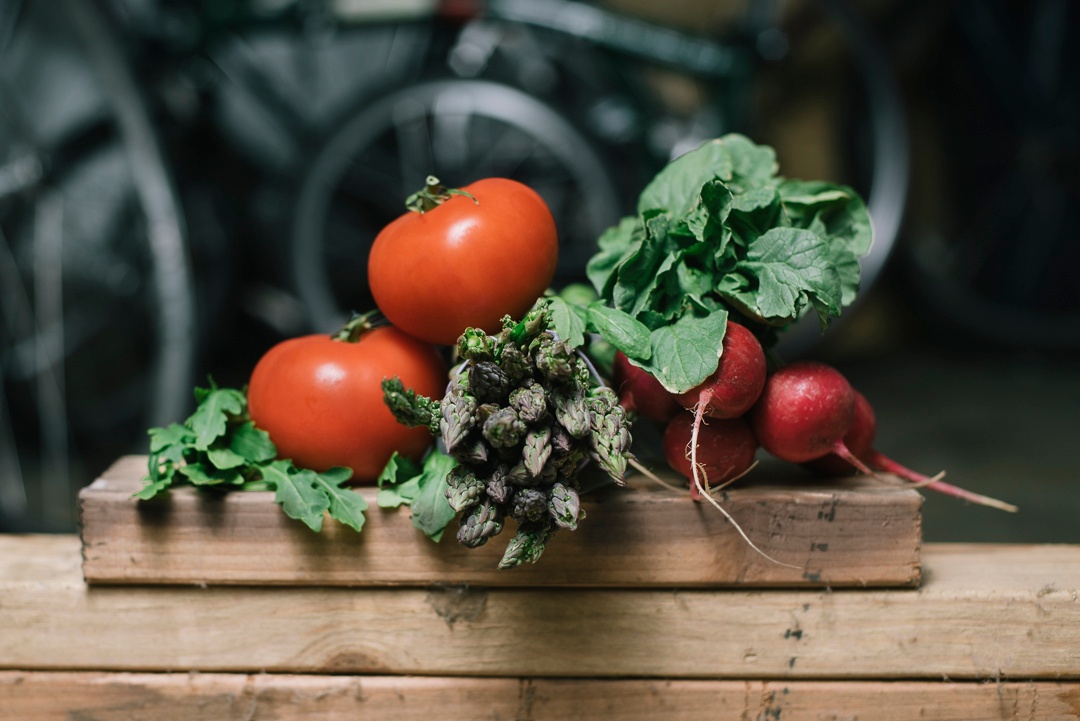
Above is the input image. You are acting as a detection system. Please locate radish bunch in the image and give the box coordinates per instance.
[614,320,1016,513]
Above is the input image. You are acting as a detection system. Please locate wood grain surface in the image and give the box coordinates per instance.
[2,535,1077,680]
[2,673,1079,721]
[79,455,923,588]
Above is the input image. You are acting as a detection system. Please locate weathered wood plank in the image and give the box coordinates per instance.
[79,455,922,588]
[1,536,1078,680]
[2,672,1079,721]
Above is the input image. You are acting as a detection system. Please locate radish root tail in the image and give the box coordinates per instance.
[683,390,799,569]
[867,451,1018,513]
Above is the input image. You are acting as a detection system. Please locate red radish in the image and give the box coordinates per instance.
[612,351,681,423]
[663,411,757,495]
[672,321,769,501]
[803,389,877,476]
[748,360,875,474]
[659,406,796,571]
[806,390,1018,512]
[674,321,767,419]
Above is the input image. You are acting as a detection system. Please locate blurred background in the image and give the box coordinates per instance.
[1,0,1077,540]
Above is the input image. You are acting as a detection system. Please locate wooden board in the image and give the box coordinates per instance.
[3,672,1079,721]
[3,535,1078,680]
[78,455,922,588]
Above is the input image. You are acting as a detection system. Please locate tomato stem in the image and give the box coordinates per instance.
[331,311,383,343]
[405,175,477,213]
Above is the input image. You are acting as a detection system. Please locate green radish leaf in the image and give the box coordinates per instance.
[611,216,676,315]
[685,179,733,247]
[546,295,587,348]
[263,461,330,532]
[639,308,729,394]
[586,303,652,360]
[638,137,735,217]
[586,216,641,297]
[188,387,245,451]
[588,133,871,357]
[779,179,871,306]
[732,227,842,324]
[723,133,779,189]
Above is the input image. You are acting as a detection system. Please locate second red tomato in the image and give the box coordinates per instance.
[368,177,558,346]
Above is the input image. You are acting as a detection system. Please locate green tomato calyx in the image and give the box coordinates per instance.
[405,176,478,214]
[331,310,384,343]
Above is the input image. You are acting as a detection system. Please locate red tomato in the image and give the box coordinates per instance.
[368,177,558,346]
[247,325,446,483]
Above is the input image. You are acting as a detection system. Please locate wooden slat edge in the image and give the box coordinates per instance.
[2,673,1079,721]
[1,537,1077,679]
[79,455,922,588]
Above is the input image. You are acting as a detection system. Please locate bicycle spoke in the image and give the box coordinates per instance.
[392,101,435,194]
[32,189,70,512]
[0,377,28,517]
[431,91,473,174]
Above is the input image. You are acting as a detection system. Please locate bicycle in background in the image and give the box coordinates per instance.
[0,0,908,530]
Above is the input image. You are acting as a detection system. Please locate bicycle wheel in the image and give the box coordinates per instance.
[0,0,195,530]
[486,0,910,356]
[290,77,624,332]
[758,0,910,356]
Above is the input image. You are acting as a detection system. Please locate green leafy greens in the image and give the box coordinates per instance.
[137,380,367,533]
[562,134,871,394]
[375,450,458,543]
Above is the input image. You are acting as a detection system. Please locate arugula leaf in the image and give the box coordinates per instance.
[312,466,367,532]
[149,423,194,453]
[133,469,172,500]
[376,452,424,508]
[375,450,458,542]
[206,446,247,470]
[179,461,243,487]
[188,386,245,451]
[136,383,368,535]
[263,461,331,532]
[229,421,277,464]
[409,451,458,542]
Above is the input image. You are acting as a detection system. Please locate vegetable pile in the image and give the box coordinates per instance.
[579,134,1015,515]
[137,132,1014,573]
[138,380,369,532]
[384,306,630,569]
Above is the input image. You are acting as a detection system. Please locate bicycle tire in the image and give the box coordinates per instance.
[475,0,911,357]
[0,0,195,529]
[289,77,623,333]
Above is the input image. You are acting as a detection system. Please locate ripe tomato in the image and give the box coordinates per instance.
[247,324,447,483]
[368,177,558,346]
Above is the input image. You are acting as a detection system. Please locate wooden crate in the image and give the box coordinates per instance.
[1,535,1078,720]
[78,455,923,588]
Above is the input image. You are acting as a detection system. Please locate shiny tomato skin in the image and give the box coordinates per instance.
[247,326,447,483]
[368,178,558,346]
